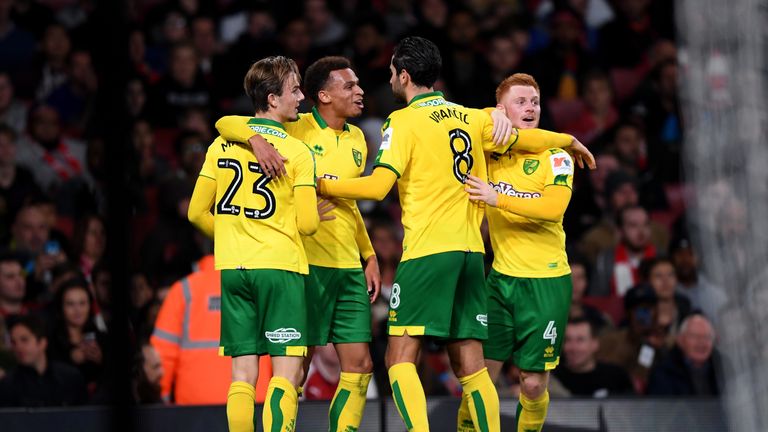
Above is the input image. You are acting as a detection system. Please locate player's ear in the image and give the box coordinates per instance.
[318,89,331,104]
[267,93,279,109]
[399,69,410,87]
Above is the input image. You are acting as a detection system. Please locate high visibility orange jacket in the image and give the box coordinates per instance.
[151,255,272,404]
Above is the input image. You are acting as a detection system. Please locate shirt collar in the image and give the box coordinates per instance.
[246,117,286,131]
[408,91,444,106]
[312,106,350,132]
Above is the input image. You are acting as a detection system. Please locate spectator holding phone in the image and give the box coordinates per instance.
[47,277,105,393]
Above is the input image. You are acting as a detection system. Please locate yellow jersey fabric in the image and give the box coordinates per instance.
[199,118,316,273]
[374,91,511,261]
[285,108,369,268]
[487,147,574,278]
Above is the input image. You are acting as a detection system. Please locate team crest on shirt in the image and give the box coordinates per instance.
[352,148,363,167]
[312,144,325,155]
[523,159,540,175]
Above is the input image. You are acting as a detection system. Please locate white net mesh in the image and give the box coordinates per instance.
[677,1,768,430]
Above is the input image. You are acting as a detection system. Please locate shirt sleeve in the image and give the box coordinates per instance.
[199,142,218,180]
[318,167,397,201]
[479,109,573,153]
[294,185,319,236]
[496,184,572,222]
[292,143,317,188]
[187,175,216,237]
[373,116,410,178]
[353,205,375,260]
[215,115,255,143]
[544,150,575,189]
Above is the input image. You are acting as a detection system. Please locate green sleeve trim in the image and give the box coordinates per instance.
[373,162,401,179]
[544,183,573,191]
[199,174,215,180]
[506,128,520,151]
[294,184,316,188]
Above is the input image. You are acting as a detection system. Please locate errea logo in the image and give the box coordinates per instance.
[476,314,487,326]
[265,328,301,343]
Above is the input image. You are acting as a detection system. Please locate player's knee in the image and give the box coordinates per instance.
[347,355,373,374]
[519,372,547,399]
[451,359,485,379]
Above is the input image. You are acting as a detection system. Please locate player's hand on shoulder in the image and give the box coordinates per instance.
[566,136,596,170]
[249,134,288,177]
[490,105,513,146]
[465,174,498,207]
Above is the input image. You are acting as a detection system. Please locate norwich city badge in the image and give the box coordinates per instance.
[523,159,540,175]
[352,149,363,167]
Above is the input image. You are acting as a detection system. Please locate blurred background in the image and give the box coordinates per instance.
[0,0,765,431]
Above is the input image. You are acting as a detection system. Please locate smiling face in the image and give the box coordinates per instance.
[498,85,541,129]
[321,68,365,118]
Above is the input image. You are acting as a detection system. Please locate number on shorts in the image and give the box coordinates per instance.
[390,283,401,309]
[448,128,473,183]
[543,320,557,345]
[216,159,276,219]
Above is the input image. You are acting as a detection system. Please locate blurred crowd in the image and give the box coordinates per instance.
[0,0,723,407]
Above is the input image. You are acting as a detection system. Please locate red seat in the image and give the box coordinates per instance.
[582,295,625,325]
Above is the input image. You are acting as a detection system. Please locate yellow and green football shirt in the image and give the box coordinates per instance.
[374,91,517,261]
[285,108,370,268]
[487,147,574,277]
[199,118,316,274]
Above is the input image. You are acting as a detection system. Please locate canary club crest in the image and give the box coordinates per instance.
[352,148,363,167]
[523,159,540,175]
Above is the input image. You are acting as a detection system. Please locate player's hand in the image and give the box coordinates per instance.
[465,175,498,207]
[317,198,336,221]
[249,134,287,177]
[364,255,381,303]
[567,136,596,170]
[490,105,513,146]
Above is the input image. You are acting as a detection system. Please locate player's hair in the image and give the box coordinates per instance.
[392,36,441,88]
[0,123,16,141]
[304,56,352,104]
[243,56,300,112]
[495,73,541,103]
[568,316,597,338]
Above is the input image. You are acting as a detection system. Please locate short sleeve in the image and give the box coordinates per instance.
[373,117,410,178]
[544,150,574,189]
[293,143,317,188]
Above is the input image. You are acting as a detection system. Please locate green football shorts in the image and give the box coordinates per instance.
[387,251,487,340]
[220,269,307,357]
[305,265,372,346]
[483,269,572,371]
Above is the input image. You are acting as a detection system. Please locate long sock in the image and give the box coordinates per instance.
[263,377,299,432]
[457,396,476,432]
[388,362,429,431]
[328,372,372,432]
[227,381,256,432]
[517,390,549,432]
[458,368,500,432]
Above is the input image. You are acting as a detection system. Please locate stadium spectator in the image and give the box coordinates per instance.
[597,0,673,69]
[132,341,163,404]
[70,214,105,281]
[647,314,720,396]
[46,278,105,394]
[0,314,87,406]
[304,0,347,52]
[484,33,524,91]
[190,16,223,85]
[568,258,611,331]
[0,251,30,318]
[563,69,618,144]
[130,119,169,188]
[45,50,98,135]
[670,234,726,323]
[0,0,36,75]
[128,28,160,85]
[597,283,670,393]
[0,124,41,240]
[441,9,493,107]
[16,104,87,195]
[564,151,620,242]
[592,205,657,297]
[641,257,691,331]
[19,23,72,101]
[0,72,28,135]
[126,77,149,119]
[553,317,634,397]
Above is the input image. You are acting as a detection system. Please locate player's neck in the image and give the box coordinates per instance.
[405,85,435,105]
[316,105,346,131]
[253,110,285,126]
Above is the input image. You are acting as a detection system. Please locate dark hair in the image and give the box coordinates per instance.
[304,56,352,104]
[8,314,47,340]
[568,316,597,338]
[392,36,442,88]
[0,123,16,141]
[639,256,675,282]
[243,56,300,112]
[0,249,24,266]
[615,204,646,228]
[71,214,105,261]
[54,277,96,328]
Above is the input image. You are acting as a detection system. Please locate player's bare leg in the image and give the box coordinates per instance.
[386,333,428,431]
[228,355,259,432]
[485,359,504,382]
[448,339,500,432]
[515,370,550,432]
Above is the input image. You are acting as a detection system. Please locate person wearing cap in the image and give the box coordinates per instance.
[596,283,671,393]
[669,234,726,325]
